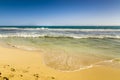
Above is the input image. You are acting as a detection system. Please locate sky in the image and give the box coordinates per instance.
[0,0,120,26]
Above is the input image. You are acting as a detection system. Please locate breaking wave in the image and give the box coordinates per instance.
[0,28,120,39]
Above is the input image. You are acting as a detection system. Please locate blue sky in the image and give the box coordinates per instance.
[0,0,120,26]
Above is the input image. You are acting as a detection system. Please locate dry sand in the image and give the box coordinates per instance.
[0,46,120,80]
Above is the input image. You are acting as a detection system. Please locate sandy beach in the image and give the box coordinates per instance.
[0,0,120,79]
[0,46,120,80]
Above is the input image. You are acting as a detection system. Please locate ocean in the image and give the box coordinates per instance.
[0,26,120,71]
[0,26,120,38]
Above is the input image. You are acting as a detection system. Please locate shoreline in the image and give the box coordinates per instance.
[0,46,120,80]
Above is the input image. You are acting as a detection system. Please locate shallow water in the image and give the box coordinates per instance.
[0,37,120,71]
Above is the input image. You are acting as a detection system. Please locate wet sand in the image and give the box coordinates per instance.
[0,46,120,80]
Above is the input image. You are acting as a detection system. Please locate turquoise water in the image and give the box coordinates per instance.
[0,26,120,29]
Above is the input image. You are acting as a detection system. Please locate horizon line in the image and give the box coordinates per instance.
[0,25,120,26]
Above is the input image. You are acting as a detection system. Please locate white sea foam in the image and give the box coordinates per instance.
[0,34,120,39]
[0,28,120,38]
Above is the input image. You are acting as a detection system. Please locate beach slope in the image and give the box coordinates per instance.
[0,46,120,80]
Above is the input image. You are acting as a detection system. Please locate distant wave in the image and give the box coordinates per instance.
[0,26,120,29]
[0,27,120,31]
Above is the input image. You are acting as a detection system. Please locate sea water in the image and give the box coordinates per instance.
[0,26,120,71]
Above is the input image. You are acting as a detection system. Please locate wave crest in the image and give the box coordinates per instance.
[0,34,120,39]
[0,28,120,39]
